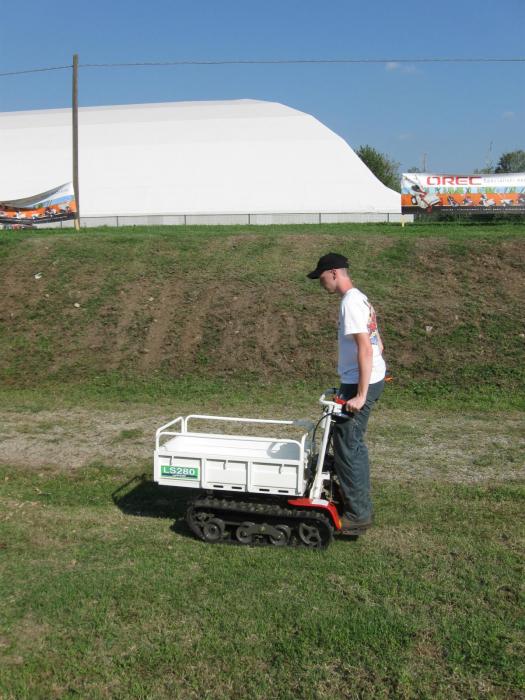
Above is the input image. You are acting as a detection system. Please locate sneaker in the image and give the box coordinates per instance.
[339,515,374,534]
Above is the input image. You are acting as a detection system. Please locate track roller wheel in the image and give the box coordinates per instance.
[268,524,291,546]
[298,521,323,548]
[202,517,225,543]
[235,521,256,545]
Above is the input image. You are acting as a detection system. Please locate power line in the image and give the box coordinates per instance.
[1,56,525,77]
[0,65,72,77]
[80,57,525,67]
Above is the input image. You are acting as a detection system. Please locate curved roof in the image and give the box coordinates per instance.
[0,99,400,216]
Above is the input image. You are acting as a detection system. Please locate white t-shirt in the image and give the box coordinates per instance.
[338,288,386,384]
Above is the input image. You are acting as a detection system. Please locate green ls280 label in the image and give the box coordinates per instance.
[161,465,200,480]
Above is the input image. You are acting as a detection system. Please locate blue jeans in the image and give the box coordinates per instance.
[332,379,384,522]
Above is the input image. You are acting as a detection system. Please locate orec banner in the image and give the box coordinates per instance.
[401,173,525,213]
[0,182,76,228]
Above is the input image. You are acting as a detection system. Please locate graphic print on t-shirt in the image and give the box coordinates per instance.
[364,300,380,346]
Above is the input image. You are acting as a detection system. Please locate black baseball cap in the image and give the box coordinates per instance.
[307,252,349,279]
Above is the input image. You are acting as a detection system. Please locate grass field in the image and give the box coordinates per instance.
[1,462,523,699]
[1,222,524,698]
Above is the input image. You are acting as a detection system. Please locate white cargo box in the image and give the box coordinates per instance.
[154,414,310,496]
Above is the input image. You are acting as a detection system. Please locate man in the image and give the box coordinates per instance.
[307,252,386,535]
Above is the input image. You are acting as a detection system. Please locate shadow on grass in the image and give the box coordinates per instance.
[112,473,196,537]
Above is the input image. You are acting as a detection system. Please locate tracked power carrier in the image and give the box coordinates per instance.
[154,390,349,549]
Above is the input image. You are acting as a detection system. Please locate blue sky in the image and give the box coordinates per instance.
[1,0,523,172]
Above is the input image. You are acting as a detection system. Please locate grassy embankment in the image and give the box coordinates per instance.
[1,222,524,698]
[1,221,524,411]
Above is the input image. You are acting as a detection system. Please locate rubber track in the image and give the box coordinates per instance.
[187,495,333,549]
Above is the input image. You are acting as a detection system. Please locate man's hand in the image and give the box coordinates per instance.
[345,394,366,413]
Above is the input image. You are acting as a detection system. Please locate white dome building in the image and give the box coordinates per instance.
[0,99,401,226]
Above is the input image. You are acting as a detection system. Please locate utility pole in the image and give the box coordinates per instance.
[485,140,493,172]
[72,54,80,231]
[422,152,427,172]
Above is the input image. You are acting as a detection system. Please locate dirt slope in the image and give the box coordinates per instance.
[1,228,524,390]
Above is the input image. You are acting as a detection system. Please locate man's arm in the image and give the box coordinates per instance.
[345,332,372,412]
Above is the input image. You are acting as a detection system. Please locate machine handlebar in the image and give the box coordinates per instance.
[319,390,354,415]
[319,388,337,407]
